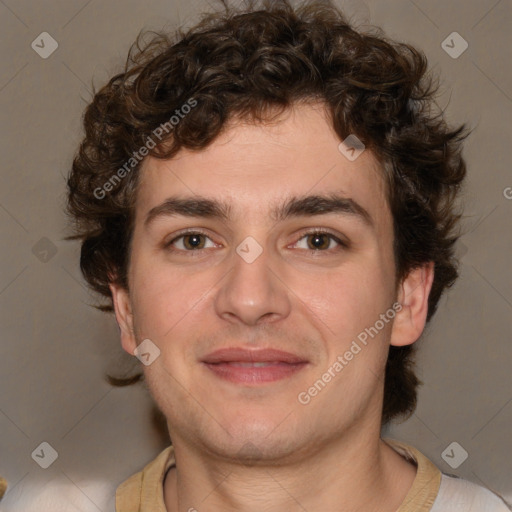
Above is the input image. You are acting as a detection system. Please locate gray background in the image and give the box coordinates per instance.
[0,0,511,510]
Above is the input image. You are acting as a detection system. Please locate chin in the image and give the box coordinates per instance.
[216,437,300,465]
[210,415,305,462]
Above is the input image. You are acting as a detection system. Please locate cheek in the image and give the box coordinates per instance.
[130,260,208,341]
[295,261,392,336]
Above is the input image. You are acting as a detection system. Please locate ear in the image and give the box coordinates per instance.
[109,283,137,355]
[390,262,434,347]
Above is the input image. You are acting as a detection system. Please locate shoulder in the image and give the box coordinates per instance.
[383,438,511,512]
[431,473,512,512]
[116,470,143,506]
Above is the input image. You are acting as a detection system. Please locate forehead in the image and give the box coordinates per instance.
[135,102,389,227]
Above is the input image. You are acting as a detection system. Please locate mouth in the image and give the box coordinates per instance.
[201,348,309,384]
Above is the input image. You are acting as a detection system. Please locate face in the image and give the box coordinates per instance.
[111,102,431,462]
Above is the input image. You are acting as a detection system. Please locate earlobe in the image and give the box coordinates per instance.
[109,283,137,355]
[390,262,434,347]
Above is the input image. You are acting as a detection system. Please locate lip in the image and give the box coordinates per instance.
[202,348,308,364]
[202,348,309,384]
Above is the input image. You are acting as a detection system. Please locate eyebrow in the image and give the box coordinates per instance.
[144,193,373,228]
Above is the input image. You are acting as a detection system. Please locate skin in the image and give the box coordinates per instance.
[110,101,434,512]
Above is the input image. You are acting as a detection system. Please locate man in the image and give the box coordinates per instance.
[65,0,511,510]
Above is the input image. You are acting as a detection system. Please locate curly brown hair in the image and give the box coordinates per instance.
[66,0,468,425]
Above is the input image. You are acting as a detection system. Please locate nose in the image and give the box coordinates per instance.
[214,240,292,326]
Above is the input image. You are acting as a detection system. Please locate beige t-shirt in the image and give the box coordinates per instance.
[115,438,511,511]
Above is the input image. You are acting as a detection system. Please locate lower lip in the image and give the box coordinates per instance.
[203,362,307,384]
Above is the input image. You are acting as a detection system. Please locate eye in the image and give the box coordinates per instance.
[293,230,346,251]
[166,231,217,251]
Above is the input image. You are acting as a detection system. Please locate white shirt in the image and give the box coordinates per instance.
[431,473,511,511]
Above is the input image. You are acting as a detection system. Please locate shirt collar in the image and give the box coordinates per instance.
[116,438,442,512]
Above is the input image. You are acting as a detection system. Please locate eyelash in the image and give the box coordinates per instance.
[164,229,347,254]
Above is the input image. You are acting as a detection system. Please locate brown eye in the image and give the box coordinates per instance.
[293,231,345,252]
[167,232,216,251]
[182,234,206,250]
[306,233,332,250]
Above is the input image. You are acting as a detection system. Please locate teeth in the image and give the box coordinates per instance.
[229,362,276,367]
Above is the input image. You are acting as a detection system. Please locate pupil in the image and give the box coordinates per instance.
[186,235,203,249]
[310,234,327,249]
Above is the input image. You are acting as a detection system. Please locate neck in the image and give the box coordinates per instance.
[163,426,416,512]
